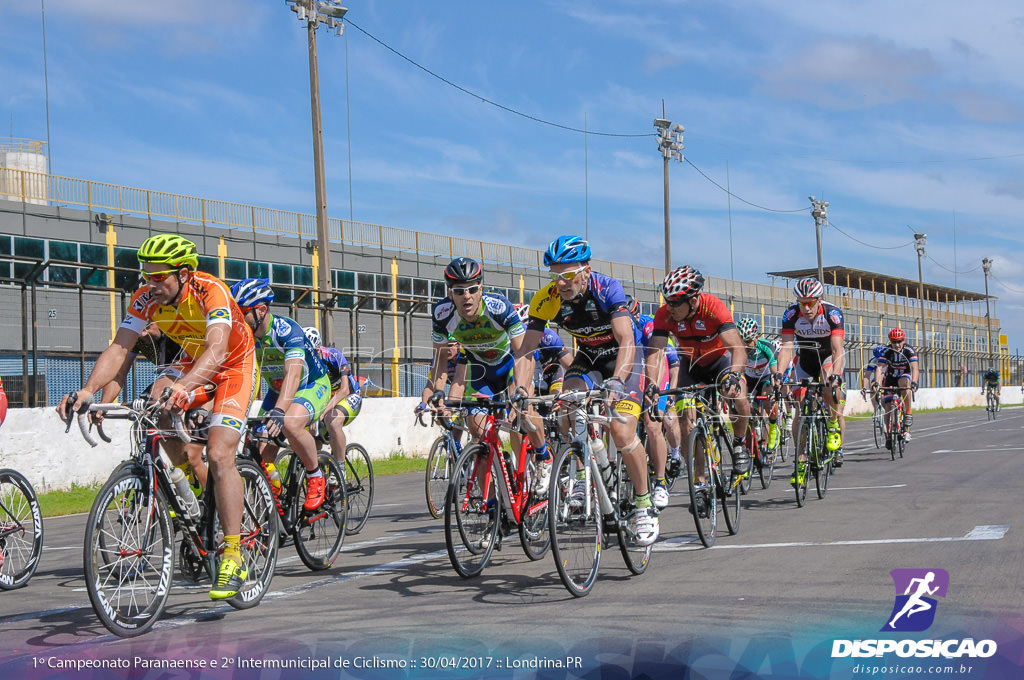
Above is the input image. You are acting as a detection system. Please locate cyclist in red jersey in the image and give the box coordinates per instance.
[645,266,751,478]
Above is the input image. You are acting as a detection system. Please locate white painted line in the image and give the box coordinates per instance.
[829,484,906,491]
[932,449,1022,454]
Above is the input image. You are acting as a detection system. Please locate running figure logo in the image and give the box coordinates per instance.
[882,568,949,632]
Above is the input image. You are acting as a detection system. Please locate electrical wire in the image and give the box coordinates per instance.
[927,256,982,275]
[683,159,809,213]
[991,272,1024,295]
[827,220,914,250]
[345,18,651,138]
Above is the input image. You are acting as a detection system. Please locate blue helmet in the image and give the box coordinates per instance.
[543,235,592,266]
[872,346,885,359]
[230,278,274,308]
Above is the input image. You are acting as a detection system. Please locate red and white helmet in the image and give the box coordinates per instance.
[514,303,530,324]
[888,328,906,342]
[662,266,704,300]
[793,277,824,300]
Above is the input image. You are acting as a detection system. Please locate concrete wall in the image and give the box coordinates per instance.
[1,389,1018,493]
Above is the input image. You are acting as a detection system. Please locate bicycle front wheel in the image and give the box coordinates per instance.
[0,469,43,590]
[549,443,601,597]
[343,443,374,535]
[84,468,174,638]
[794,419,811,508]
[687,425,717,548]
[293,454,346,571]
[518,455,550,561]
[444,445,500,577]
[813,419,831,499]
[873,406,884,450]
[716,432,741,535]
[227,459,280,610]
[615,455,651,575]
[425,436,453,519]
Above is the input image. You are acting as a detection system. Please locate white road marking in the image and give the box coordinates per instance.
[653,524,1009,552]
[829,483,906,491]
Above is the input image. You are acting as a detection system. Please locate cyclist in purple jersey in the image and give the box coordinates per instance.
[304,327,365,466]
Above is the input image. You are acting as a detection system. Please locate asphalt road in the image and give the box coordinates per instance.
[1,407,1021,679]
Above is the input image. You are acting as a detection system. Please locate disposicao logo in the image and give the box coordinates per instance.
[832,568,997,660]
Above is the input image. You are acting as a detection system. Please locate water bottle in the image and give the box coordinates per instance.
[170,467,201,521]
[265,462,282,496]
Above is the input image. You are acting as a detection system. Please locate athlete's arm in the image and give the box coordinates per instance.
[644,332,668,391]
[513,327,544,396]
[610,314,636,383]
[58,327,139,418]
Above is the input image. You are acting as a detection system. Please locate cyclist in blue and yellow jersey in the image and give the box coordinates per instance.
[231,278,332,512]
[771,277,846,483]
[514,304,573,395]
[58,234,256,600]
[737,317,782,451]
[872,327,919,446]
[513,235,658,547]
[304,326,364,468]
[423,258,528,445]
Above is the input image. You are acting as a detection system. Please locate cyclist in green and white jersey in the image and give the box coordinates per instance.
[231,278,332,511]
[737,318,781,450]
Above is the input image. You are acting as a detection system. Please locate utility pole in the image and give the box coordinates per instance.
[982,257,994,370]
[655,104,684,275]
[914,233,927,381]
[810,197,829,284]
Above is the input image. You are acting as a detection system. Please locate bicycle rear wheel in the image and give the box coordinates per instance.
[293,454,346,571]
[227,459,280,610]
[549,443,601,597]
[425,436,453,519]
[686,425,717,547]
[343,443,374,535]
[872,405,884,449]
[0,469,43,590]
[444,445,499,577]
[518,456,550,561]
[894,406,906,459]
[615,456,651,575]
[716,432,741,535]
[84,468,174,637]
[758,438,776,490]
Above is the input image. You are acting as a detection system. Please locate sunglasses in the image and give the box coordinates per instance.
[449,284,481,296]
[797,298,819,306]
[549,266,587,283]
[665,297,692,308]
[140,268,180,283]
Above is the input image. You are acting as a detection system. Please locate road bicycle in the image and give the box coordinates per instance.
[985,387,1000,420]
[791,380,837,506]
[744,394,778,491]
[864,390,885,450]
[244,419,347,571]
[547,388,653,597]
[441,397,550,578]
[658,385,741,548]
[69,391,279,637]
[418,410,464,519]
[876,387,908,461]
[0,469,43,590]
[311,420,373,535]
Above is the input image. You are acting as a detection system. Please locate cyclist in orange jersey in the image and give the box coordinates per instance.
[58,234,257,600]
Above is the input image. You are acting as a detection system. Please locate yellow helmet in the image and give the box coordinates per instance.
[137,234,199,269]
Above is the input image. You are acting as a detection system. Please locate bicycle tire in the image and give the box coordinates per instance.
[615,455,651,575]
[811,417,831,499]
[548,443,601,597]
[518,456,550,561]
[758,437,776,490]
[227,458,280,610]
[0,469,44,590]
[686,424,716,548]
[83,468,174,638]
[776,407,789,462]
[873,404,884,450]
[716,431,741,535]
[444,444,499,577]
[424,436,453,519]
[794,418,811,508]
[895,406,906,460]
[293,453,346,571]
[343,443,374,535]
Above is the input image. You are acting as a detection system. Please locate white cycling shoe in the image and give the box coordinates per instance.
[629,507,660,546]
[651,484,670,510]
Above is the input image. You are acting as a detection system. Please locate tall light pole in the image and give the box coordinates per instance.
[914,233,927,379]
[655,111,684,275]
[287,0,347,347]
[810,196,829,285]
[982,257,994,369]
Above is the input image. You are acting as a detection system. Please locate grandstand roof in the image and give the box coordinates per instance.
[766,265,991,303]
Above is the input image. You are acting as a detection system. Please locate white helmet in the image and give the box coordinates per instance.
[303,326,322,349]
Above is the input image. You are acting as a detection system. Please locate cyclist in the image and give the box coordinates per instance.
[632,298,674,510]
[645,266,751,500]
[57,234,256,600]
[772,277,846,484]
[231,278,332,512]
[423,257,527,445]
[304,326,363,471]
[515,304,573,395]
[872,328,919,445]
[515,235,658,546]
[737,317,781,451]
[981,368,1000,404]
[861,345,885,415]
[417,337,468,443]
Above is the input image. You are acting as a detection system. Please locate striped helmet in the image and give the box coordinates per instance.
[230,278,274,308]
[793,277,824,300]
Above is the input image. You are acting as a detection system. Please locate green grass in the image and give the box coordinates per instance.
[35,453,431,519]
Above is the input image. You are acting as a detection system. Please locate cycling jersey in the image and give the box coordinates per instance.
[256,314,328,392]
[651,292,737,368]
[665,343,680,368]
[130,329,183,369]
[780,300,845,376]
[527,272,641,357]
[534,328,571,366]
[878,344,918,380]
[982,371,999,386]
[431,293,524,366]
[317,346,360,395]
[862,358,879,375]
[743,338,778,380]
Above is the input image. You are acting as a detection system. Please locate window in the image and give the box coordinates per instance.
[48,241,79,284]
[272,264,292,302]
[13,237,44,280]
[335,270,355,291]
[197,256,218,276]
[114,247,140,291]
[398,276,412,296]
[293,265,312,288]
[431,281,446,300]
[357,273,375,293]
[248,261,269,279]
[80,244,107,287]
[375,274,391,294]
[225,258,247,283]
[413,278,428,298]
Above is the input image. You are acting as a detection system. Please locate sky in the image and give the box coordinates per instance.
[3,0,1024,347]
